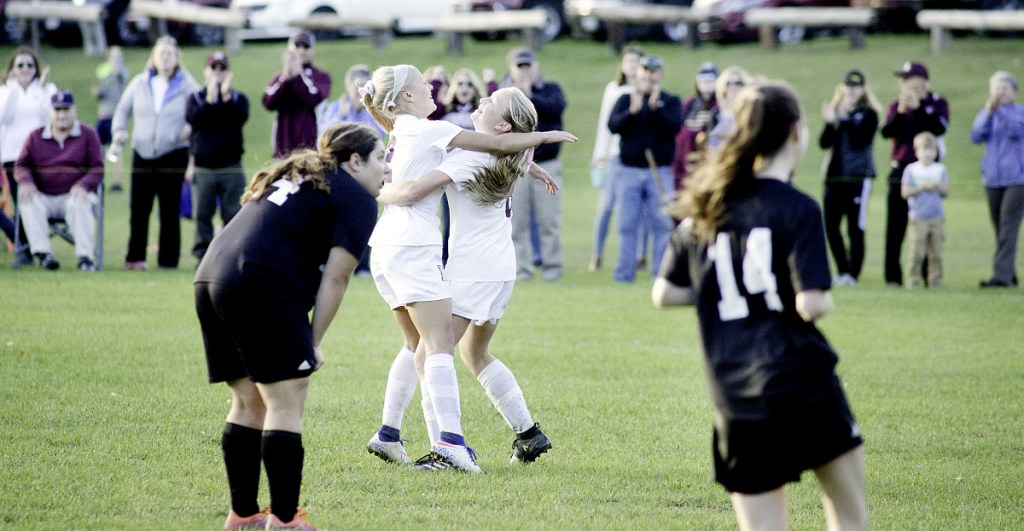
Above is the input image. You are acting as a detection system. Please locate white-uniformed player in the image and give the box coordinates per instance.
[360,65,573,472]
[377,87,555,465]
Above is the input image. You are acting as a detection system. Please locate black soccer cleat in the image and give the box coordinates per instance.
[510,423,552,463]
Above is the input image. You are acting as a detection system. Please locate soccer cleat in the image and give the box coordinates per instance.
[428,441,481,473]
[366,432,411,464]
[413,452,452,471]
[224,507,269,529]
[266,508,317,530]
[510,424,552,463]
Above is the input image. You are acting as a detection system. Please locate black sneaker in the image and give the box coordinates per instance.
[510,423,552,463]
[77,257,96,272]
[35,252,60,270]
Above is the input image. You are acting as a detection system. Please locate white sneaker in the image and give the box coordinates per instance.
[833,273,857,286]
[366,432,410,464]
[430,441,482,473]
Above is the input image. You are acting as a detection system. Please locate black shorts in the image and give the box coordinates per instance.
[195,281,317,384]
[712,382,863,494]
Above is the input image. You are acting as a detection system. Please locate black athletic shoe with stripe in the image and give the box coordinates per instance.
[510,423,552,463]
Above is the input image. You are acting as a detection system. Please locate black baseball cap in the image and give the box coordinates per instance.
[895,61,928,80]
[640,56,663,71]
[844,69,865,87]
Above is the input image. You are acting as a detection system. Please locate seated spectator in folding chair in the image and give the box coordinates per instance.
[14,90,104,271]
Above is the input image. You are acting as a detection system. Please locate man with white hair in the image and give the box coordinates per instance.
[15,90,103,271]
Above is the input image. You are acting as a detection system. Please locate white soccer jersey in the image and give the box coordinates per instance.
[440,149,516,282]
[369,115,463,247]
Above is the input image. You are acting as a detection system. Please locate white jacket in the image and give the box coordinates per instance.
[0,78,57,163]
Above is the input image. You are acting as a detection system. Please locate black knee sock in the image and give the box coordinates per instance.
[221,423,262,517]
[262,430,304,523]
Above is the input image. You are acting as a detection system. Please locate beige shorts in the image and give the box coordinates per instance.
[450,280,514,325]
[371,245,450,309]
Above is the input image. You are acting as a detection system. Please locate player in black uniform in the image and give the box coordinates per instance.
[195,122,385,530]
[652,83,867,531]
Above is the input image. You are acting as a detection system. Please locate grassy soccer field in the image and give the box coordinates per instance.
[1,34,1022,529]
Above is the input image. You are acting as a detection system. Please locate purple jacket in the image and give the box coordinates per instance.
[263,63,331,158]
[15,121,104,195]
[969,103,1024,188]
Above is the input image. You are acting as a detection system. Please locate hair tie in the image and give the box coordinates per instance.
[358,81,375,98]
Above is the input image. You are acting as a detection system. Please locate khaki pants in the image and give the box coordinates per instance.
[20,191,98,259]
[906,218,944,288]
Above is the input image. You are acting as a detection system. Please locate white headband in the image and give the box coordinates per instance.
[386,64,411,110]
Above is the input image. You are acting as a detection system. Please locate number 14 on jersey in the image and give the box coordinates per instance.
[710,228,783,322]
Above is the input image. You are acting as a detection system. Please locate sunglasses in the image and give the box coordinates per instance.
[293,42,311,49]
[515,62,532,69]
[457,81,473,87]
[727,80,744,87]
[211,64,228,71]
[15,62,35,69]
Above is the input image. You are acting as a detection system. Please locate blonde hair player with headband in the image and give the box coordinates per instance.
[375,87,555,468]
[361,64,575,472]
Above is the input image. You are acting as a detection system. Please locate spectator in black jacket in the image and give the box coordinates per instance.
[186,51,250,262]
[819,69,881,286]
[500,48,568,281]
[607,55,683,284]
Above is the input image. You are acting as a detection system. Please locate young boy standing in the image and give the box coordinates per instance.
[901,132,949,288]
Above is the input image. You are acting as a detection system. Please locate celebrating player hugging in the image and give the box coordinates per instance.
[358,64,575,473]
[652,82,868,531]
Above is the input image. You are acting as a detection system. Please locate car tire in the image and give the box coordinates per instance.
[310,6,340,41]
[191,24,224,46]
[524,0,565,42]
[658,21,689,43]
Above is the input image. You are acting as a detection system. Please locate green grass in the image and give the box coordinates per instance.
[1,34,1023,529]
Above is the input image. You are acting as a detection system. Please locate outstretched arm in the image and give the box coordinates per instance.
[450,129,576,156]
[377,170,452,206]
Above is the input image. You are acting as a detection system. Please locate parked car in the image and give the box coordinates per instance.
[692,0,851,43]
[565,0,695,43]
[231,0,457,40]
[481,0,567,42]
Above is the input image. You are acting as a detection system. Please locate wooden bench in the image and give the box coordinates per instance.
[744,7,877,51]
[4,0,106,56]
[917,9,1024,54]
[570,2,706,54]
[288,15,395,51]
[130,0,246,51]
[434,9,548,55]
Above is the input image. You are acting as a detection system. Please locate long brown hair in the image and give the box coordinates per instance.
[244,122,380,204]
[672,82,802,242]
[463,88,537,206]
[5,46,42,81]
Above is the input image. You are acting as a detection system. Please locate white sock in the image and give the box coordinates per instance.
[477,359,534,434]
[420,385,440,444]
[424,353,463,437]
[380,348,418,431]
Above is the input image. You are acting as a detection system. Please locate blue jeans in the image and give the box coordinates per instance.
[591,157,619,258]
[613,164,675,283]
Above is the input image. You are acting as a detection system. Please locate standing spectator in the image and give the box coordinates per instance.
[0,46,57,265]
[500,48,568,281]
[589,45,643,272]
[263,30,331,160]
[706,66,752,150]
[819,69,881,286]
[186,51,249,263]
[111,35,200,271]
[14,90,104,271]
[439,68,488,130]
[92,45,128,192]
[901,132,949,288]
[672,61,719,189]
[424,65,451,121]
[607,55,682,284]
[196,123,385,530]
[971,70,1024,288]
[880,61,949,287]
[653,82,867,531]
[319,64,385,138]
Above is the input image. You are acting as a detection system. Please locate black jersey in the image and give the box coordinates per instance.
[195,168,378,307]
[662,179,839,421]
